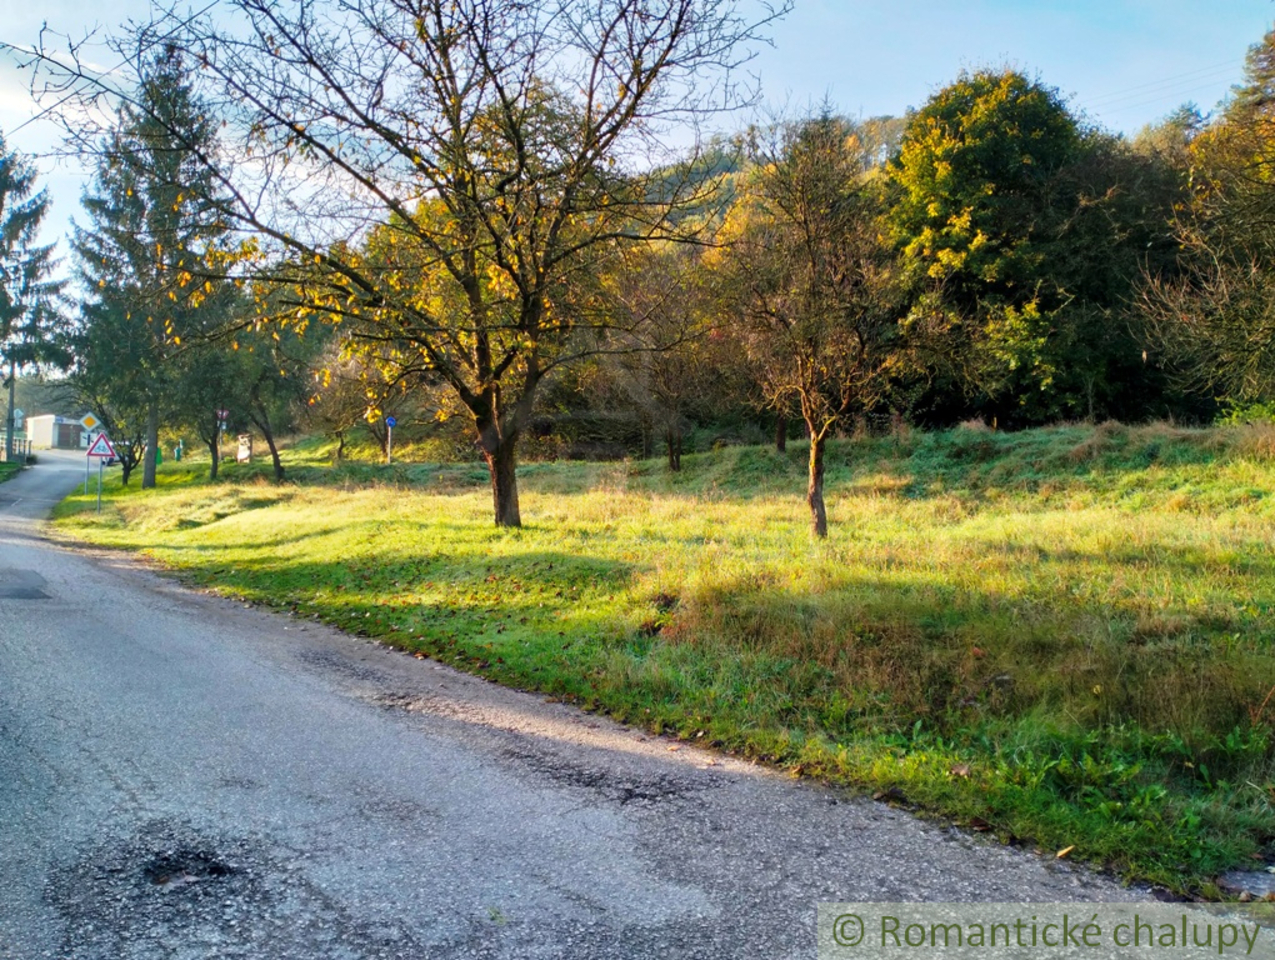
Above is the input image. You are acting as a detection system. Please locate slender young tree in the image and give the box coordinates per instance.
[71,336,149,486]
[713,115,898,538]
[168,339,240,480]
[305,338,423,461]
[235,318,316,482]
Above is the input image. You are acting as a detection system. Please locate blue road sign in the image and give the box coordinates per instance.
[385,416,397,428]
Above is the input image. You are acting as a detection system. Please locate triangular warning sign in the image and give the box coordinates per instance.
[86,433,117,458]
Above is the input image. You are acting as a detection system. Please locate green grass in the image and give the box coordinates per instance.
[52,421,1275,894]
[0,460,21,483]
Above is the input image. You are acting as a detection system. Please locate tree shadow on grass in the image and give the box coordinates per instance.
[163,546,632,625]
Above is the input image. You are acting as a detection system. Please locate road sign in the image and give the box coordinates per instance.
[80,412,101,431]
[216,409,229,422]
[86,433,117,458]
[385,416,397,428]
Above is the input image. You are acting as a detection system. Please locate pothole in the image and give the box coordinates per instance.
[500,746,709,807]
[46,821,431,957]
[0,567,50,600]
[142,848,235,890]
[297,648,383,682]
[364,689,459,718]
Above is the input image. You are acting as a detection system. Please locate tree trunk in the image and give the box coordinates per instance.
[665,426,682,472]
[484,438,521,527]
[807,433,828,539]
[207,434,219,481]
[334,432,346,462]
[142,401,159,489]
[249,402,286,482]
[120,440,142,486]
[472,374,536,528]
[775,413,787,453]
[264,432,284,482]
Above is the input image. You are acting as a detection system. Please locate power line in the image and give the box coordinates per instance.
[1087,74,1241,120]
[1085,57,1242,108]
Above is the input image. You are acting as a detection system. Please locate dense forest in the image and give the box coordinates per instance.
[3,3,1275,534]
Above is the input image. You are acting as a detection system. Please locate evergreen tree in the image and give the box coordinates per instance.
[0,133,64,461]
[73,44,233,488]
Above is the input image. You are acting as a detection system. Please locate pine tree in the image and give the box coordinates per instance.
[0,133,63,462]
[73,44,233,488]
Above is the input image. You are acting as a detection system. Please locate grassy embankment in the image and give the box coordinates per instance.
[0,461,21,482]
[52,422,1275,894]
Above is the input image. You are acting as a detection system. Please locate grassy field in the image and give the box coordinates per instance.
[52,421,1275,894]
[0,460,21,483]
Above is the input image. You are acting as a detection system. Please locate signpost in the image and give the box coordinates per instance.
[86,433,116,514]
[385,416,396,464]
[80,413,102,492]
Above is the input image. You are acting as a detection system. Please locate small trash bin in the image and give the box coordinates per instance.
[237,434,253,463]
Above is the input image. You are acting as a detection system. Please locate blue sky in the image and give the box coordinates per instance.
[749,0,1272,131]
[1,0,1272,252]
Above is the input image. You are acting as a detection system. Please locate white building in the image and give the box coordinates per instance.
[26,415,84,450]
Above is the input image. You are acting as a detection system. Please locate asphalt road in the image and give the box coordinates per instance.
[0,451,1145,959]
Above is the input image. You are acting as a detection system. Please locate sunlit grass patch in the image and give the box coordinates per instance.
[51,423,1275,893]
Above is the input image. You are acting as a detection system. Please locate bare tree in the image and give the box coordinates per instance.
[1138,39,1275,407]
[712,114,898,537]
[1140,252,1275,403]
[20,0,785,525]
[599,243,713,471]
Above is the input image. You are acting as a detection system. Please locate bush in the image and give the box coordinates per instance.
[1217,399,1275,425]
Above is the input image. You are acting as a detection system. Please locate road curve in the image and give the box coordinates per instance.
[0,451,1144,959]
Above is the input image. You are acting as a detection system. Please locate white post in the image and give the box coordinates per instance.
[387,424,393,465]
[96,459,103,514]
